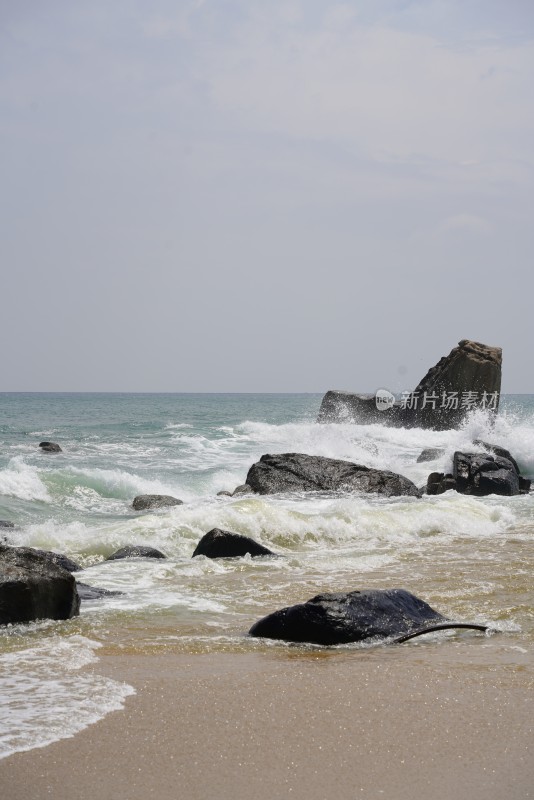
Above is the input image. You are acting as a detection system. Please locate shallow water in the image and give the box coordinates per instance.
[1,393,533,757]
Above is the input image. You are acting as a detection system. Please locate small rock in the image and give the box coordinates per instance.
[105,546,167,561]
[232,484,255,497]
[76,582,123,600]
[216,490,233,497]
[0,520,15,529]
[39,441,62,453]
[132,495,183,511]
[192,528,275,559]
[416,448,444,463]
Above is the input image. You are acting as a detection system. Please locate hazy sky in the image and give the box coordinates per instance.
[2,1,533,391]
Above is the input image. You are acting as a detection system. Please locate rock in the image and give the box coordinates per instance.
[76,582,123,600]
[317,339,502,430]
[245,453,420,497]
[249,589,447,645]
[39,441,62,453]
[132,494,183,511]
[217,490,233,497]
[453,452,522,496]
[473,440,520,474]
[192,528,275,559]
[31,549,82,573]
[426,472,456,495]
[105,546,167,561]
[0,520,15,529]
[0,545,80,625]
[416,448,444,463]
[232,484,255,497]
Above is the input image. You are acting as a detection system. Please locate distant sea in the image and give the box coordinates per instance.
[1,392,533,758]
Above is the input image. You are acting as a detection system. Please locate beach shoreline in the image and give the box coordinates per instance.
[1,647,533,800]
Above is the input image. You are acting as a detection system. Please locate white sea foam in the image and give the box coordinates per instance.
[0,458,50,502]
[0,635,135,759]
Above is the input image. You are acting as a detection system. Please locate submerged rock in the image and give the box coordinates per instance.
[232,484,255,497]
[318,339,502,430]
[0,520,15,529]
[76,582,123,600]
[0,545,80,625]
[416,448,444,463]
[132,494,183,511]
[192,528,275,559]
[249,589,447,645]
[105,545,167,561]
[245,453,420,497]
[39,441,62,453]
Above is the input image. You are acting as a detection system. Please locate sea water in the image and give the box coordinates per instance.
[1,393,533,757]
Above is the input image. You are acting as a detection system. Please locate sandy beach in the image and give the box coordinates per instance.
[1,644,533,800]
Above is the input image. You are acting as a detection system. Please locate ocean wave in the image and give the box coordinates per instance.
[0,458,50,503]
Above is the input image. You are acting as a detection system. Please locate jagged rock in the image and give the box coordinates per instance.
[192,528,275,559]
[105,545,167,561]
[317,339,502,430]
[454,452,522,496]
[249,589,447,645]
[245,453,420,497]
[416,448,444,463]
[473,441,520,474]
[31,549,82,573]
[427,451,531,496]
[132,494,183,511]
[76,582,123,600]
[0,545,80,625]
[39,441,62,453]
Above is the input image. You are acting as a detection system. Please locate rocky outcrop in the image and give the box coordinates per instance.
[132,495,183,511]
[0,545,80,625]
[318,339,502,430]
[427,451,530,496]
[106,546,167,561]
[249,588,476,645]
[39,441,62,453]
[245,453,420,497]
[192,528,275,559]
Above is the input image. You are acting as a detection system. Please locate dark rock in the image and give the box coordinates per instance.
[192,528,275,559]
[0,520,15,529]
[416,448,444,463]
[76,582,123,600]
[232,484,255,497]
[217,490,233,497]
[453,452,521,496]
[132,494,183,511]
[31,549,82,573]
[39,441,62,453]
[0,545,80,625]
[105,545,167,561]
[318,339,502,430]
[473,440,520,474]
[245,453,420,497]
[426,472,456,495]
[249,588,446,645]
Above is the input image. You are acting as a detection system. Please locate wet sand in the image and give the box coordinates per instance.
[1,647,533,800]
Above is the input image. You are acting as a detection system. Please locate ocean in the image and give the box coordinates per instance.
[1,392,533,759]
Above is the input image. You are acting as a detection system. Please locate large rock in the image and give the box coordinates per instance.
[0,545,80,625]
[132,494,183,511]
[318,339,502,430]
[249,589,448,645]
[105,545,167,561]
[31,549,82,573]
[192,528,275,559]
[245,453,420,497]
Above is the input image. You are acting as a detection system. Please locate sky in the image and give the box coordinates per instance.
[1,0,533,391]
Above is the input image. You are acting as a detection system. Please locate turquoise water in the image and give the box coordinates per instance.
[1,393,533,758]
